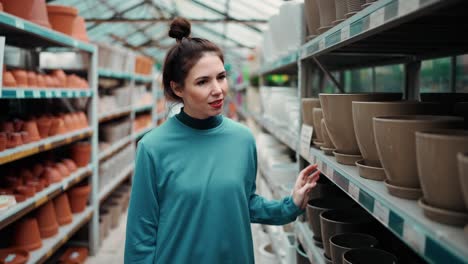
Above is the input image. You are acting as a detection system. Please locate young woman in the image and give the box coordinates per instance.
[124,17,320,263]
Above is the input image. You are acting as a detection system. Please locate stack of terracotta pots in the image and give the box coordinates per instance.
[134,56,154,76]
[2,69,89,89]
[0,248,29,263]
[68,184,91,213]
[70,142,91,167]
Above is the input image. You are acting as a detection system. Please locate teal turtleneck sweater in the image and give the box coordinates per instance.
[124,109,303,264]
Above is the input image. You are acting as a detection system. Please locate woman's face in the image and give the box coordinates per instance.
[174,53,228,119]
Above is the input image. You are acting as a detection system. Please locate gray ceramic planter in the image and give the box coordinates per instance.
[330,233,378,264]
[343,248,397,264]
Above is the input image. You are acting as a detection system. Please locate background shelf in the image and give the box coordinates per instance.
[98,164,134,202]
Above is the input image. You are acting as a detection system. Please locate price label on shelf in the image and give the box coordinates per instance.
[16,90,25,98]
[398,0,420,17]
[341,25,350,41]
[373,200,389,226]
[15,19,24,30]
[45,90,52,98]
[403,222,426,253]
[326,164,334,177]
[73,40,78,47]
[309,153,316,165]
[319,39,325,50]
[300,125,313,159]
[348,182,360,200]
[33,90,40,98]
[370,8,385,29]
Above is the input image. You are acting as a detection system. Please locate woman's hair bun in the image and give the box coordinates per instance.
[169,17,191,41]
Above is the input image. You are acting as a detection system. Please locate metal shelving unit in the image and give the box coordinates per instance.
[98,106,132,123]
[250,1,468,263]
[98,163,134,202]
[98,135,132,161]
[0,11,100,257]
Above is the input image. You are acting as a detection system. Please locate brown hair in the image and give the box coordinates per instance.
[162,17,224,102]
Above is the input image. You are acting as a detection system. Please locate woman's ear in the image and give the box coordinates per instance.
[170,81,183,98]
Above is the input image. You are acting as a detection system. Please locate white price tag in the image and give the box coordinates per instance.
[318,160,324,171]
[16,90,25,98]
[341,25,350,41]
[373,200,389,226]
[370,8,385,29]
[15,19,24,30]
[45,90,52,98]
[309,152,316,164]
[319,39,325,50]
[62,180,69,190]
[326,164,334,177]
[300,125,313,158]
[403,223,425,253]
[33,90,40,98]
[348,182,360,200]
[398,0,420,17]
[73,40,79,47]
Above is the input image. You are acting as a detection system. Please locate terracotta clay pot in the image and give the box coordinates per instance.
[306,198,355,248]
[20,168,34,182]
[52,70,67,87]
[345,0,365,18]
[32,163,45,178]
[66,74,79,88]
[374,116,463,200]
[13,119,24,132]
[312,108,324,146]
[63,114,75,131]
[26,179,44,192]
[1,121,15,133]
[53,193,73,225]
[330,233,378,264]
[416,130,468,226]
[0,132,6,151]
[70,142,91,167]
[62,158,78,173]
[46,5,78,36]
[11,70,28,87]
[68,184,91,213]
[320,208,374,259]
[15,185,35,198]
[36,117,52,139]
[2,0,51,28]
[319,93,402,165]
[71,113,81,130]
[49,117,66,136]
[14,194,27,203]
[20,132,30,144]
[77,111,88,128]
[23,120,41,142]
[59,247,88,264]
[72,16,89,42]
[316,0,336,33]
[37,74,46,88]
[458,153,468,229]
[55,162,70,178]
[5,174,23,189]
[320,118,335,155]
[7,133,23,148]
[352,101,438,181]
[343,248,398,264]
[44,75,55,88]
[41,166,62,184]
[26,71,37,87]
[304,0,321,38]
[36,200,59,238]
[3,70,17,87]
[13,217,43,251]
[0,248,29,264]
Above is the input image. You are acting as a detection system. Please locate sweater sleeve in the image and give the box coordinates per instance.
[248,142,304,225]
[124,143,159,263]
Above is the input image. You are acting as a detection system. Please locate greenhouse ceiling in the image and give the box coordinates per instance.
[47,0,283,63]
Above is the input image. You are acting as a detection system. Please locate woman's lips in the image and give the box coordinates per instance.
[209,99,223,109]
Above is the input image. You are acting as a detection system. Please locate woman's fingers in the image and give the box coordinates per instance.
[300,164,318,180]
[307,170,321,184]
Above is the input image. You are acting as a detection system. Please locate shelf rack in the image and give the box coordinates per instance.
[98,164,134,203]
[294,221,325,264]
[252,1,468,262]
[98,106,132,123]
[0,11,100,257]
[251,113,297,152]
[98,135,132,161]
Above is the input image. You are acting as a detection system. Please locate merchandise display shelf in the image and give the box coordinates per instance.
[0,127,93,166]
[233,82,248,91]
[294,221,325,264]
[98,163,134,202]
[260,51,298,75]
[0,12,95,52]
[0,165,92,230]
[98,106,132,123]
[1,88,92,99]
[27,207,94,264]
[133,126,153,140]
[98,135,132,161]
[251,113,297,152]
[98,68,133,80]
[300,0,468,70]
[133,104,153,113]
[264,225,290,264]
[301,146,468,264]
[134,74,153,83]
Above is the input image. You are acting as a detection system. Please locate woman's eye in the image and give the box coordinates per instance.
[197,80,207,86]
[217,75,226,80]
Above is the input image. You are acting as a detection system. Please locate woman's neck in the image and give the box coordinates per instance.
[175,107,222,130]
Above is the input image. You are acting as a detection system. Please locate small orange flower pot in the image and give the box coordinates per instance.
[68,184,90,213]
[46,5,78,36]
[70,142,91,167]
[3,70,17,87]
[53,193,73,225]
[11,70,28,87]
[36,200,59,238]
[13,217,43,251]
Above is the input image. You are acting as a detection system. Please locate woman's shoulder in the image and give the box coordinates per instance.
[137,118,178,148]
[223,117,255,142]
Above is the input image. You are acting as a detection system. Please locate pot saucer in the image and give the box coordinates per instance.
[320,146,335,156]
[362,3,374,8]
[313,236,323,248]
[313,140,325,147]
[384,180,422,200]
[332,19,345,26]
[333,151,361,165]
[345,12,358,18]
[356,160,385,181]
[324,253,333,264]
[318,26,333,34]
[418,198,468,226]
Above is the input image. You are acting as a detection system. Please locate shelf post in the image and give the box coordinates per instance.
[0,37,5,97]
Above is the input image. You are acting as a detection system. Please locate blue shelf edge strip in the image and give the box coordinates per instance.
[1,88,92,98]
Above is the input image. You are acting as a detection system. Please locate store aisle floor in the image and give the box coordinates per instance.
[86,213,128,264]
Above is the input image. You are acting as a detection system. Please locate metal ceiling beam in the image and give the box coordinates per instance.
[85,18,268,23]
[191,0,263,33]
[109,34,152,57]
[87,0,146,31]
